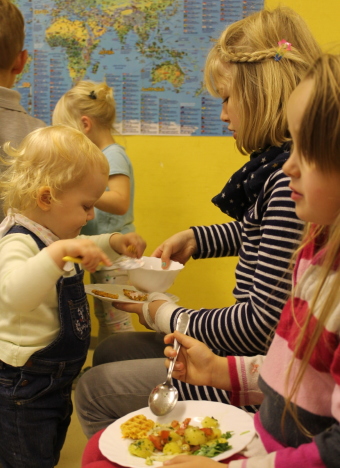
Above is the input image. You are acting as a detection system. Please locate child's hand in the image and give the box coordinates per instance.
[109,232,146,258]
[151,229,197,269]
[163,455,227,467]
[164,331,231,390]
[115,293,173,329]
[48,238,112,273]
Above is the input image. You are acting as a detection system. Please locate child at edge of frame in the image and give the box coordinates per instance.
[0,124,146,468]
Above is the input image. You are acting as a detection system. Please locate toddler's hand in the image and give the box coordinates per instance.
[110,232,146,258]
[48,238,112,272]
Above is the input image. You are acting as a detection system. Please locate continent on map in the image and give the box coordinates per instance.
[46,0,181,82]
[46,17,106,81]
[151,61,185,88]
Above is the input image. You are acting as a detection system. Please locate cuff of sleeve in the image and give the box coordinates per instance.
[142,302,161,332]
[154,302,178,334]
[227,356,264,407]
[189,226,201,259]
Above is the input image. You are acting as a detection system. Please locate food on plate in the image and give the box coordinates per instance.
[121,414,155,439]
[121,415,232,465]
[91,289,119,300]
[129,439,155,458]
[123,289,148,301]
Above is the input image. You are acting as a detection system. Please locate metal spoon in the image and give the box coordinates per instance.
[148,313,190,416]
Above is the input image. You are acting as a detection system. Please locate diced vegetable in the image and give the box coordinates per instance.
[201,416,219,428]
[163,441,183,455]
[128,438,155,458]
[184,426,208,446]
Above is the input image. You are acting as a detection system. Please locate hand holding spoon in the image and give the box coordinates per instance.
[148,313,190,416]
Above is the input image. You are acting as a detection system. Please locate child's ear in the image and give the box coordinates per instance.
[37,186,52,211]
[12,50,28,75]
[80,116,92,134]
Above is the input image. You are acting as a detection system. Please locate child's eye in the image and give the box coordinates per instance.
[222,97,229,104]
[83,205,91,211]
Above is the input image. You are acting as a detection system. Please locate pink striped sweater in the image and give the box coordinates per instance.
[227,235,340,468]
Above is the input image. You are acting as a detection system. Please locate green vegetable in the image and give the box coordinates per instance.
[192,438,232,458]
[221,431,233,439]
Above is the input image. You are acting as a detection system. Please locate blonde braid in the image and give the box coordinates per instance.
[217,46,282,63]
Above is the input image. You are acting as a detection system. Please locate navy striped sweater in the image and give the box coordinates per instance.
[170,168,304,406]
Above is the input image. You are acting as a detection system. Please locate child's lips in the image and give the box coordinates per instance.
[228,127,237,139]
[289,185,303,201]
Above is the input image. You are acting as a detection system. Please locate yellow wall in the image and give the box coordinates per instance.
[90,0,340,335]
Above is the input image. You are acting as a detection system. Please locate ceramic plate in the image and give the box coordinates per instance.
[99,400,255,467]
[85,284,179,304]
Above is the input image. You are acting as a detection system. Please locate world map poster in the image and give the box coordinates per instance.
[14,0,264,136]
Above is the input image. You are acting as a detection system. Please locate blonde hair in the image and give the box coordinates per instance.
[204,6,321,154]
[0,125,109,213]
[283,54,340,439]
[0,0,25,70]
[52,80,117,132]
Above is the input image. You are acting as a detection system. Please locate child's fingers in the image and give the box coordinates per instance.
[158,245,172,269]
[164,332,176,345]
[164,344,177,359]
[121,235,146,258]
[150,243,172,269]
[173,330,194,347]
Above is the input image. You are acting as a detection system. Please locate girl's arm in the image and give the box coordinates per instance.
[93,145,133,216]
[191,219,242,258]
[119,172,302,356]
[0,235,65,312]
[151,221,242,269]
[164,331,231,390]
[164,331,264,406]
[94,174,130,215]
[167,171,303,354]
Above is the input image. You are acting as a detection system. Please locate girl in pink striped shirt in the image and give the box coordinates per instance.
[163,53,340,468]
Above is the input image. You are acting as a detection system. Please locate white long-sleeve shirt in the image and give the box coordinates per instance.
[0,232,120,366]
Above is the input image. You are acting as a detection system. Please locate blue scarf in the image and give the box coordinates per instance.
[212,143,291,221]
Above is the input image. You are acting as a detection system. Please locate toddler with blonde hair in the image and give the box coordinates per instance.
[0,125,145,468]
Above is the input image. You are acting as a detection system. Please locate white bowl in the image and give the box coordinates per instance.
[127,256,184,293]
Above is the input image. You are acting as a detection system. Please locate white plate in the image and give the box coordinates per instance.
[85,284,179,304]
[99,401,255,467]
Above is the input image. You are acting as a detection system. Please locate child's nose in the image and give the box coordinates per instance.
[220,107,229,122]
[283,152,299,178]
[87,207,95,221]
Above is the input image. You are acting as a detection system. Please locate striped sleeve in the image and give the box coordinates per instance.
[192,220,242,258]
[171,170,304,356]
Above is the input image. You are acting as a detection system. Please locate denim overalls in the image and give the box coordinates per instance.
[0,226,91,468]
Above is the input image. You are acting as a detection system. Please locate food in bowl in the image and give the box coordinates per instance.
[128,256,184,293]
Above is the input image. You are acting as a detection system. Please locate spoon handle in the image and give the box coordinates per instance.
[166,313,190,382]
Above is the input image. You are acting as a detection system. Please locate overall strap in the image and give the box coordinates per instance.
[6,225,81,274]
[6,225,46,250]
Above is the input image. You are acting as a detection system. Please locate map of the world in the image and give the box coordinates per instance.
[14,0,264,135]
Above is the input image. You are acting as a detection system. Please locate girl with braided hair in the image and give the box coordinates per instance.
[160,52,340,468]
[75,6,323,439]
